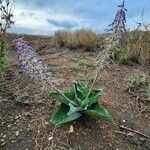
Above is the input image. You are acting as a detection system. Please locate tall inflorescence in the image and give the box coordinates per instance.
[108,0,127,46]
[13,38,74,103]
[14,38,53,86]
[96,1,127,77]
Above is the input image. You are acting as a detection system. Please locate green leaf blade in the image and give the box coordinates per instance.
[51,103,81,126]
[81,89,102,108]
[83,102,114,123]
[74,82,84,102]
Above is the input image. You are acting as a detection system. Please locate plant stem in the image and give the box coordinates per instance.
[44,76,77,106]
[86,35,116,99]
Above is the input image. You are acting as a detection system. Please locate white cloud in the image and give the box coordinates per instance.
[12,5,84,35]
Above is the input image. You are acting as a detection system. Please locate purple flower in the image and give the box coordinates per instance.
[13,38,52,84]
[108,0,127,45]
[109,0,127,32]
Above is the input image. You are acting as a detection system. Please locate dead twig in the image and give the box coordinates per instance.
[115,131,135,136]
[119,125,149,138]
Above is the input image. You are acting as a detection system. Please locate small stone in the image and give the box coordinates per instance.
[48,136,53,141]
[11,140,15,143]
[1,139,4,142]
[3,135,6,138]
[68,125,74,133]
[15,116,19,120]
[1,142,6,146]
[122,119,126,123]
[7,124,12,128]
[45,122,49,125]
[15,131,19,136]
[37,130,40,134]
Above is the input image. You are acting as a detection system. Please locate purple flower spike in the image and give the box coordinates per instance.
[108,0,127,45]
[109,0,127,32]
[13,38,52,85]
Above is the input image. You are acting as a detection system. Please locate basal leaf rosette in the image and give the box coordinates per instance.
[49,82,113,126]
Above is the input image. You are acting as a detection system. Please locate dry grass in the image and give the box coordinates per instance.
[113,30,150,65]
[52,29,101,51]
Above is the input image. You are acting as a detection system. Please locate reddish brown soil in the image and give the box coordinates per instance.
[0,34,150,150]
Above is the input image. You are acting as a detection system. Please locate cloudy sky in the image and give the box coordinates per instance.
[9,0,150,35]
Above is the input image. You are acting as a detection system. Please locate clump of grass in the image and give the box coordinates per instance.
[52,30,69,47]
[52,29,100,51]
[113,30,150,65]
[0,45,9,77]
[77,74,96,84]
[26,123,36,132]
[0,82,8,92]
[70,59,92,70]
[76,59,91,67]
[124,74,149,92]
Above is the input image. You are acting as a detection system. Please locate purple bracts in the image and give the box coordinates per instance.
[13,38,50,80]
[110,0,127,32]
[107,0,127,45]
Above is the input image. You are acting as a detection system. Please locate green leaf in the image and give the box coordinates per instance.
[81,89,102,108]
[49,92,69,105]
[51,103,81,126]
[67,102,84,115]
[64,90,80,104]
[64,91,75,101]
[58,112,81,125]
[74,82,84,103]
[83,102,114,123]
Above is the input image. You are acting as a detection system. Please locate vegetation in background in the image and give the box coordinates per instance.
[52,29,102,51]
[0,0,14,78]
[113,30,150,65]
[70,59,92,70]
[52,0,150,66]
[124,74,150,92]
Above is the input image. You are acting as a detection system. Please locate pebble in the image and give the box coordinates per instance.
[68,125,74,133]
[7,124,12,128]
[15,131,19,136]
[45,122,49,125]
[1,142,6,146]
[11,140,15,143]
[48,136,53,141]
[122,119,126,123]
[1,139,4,142]
[15,116,19,120]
